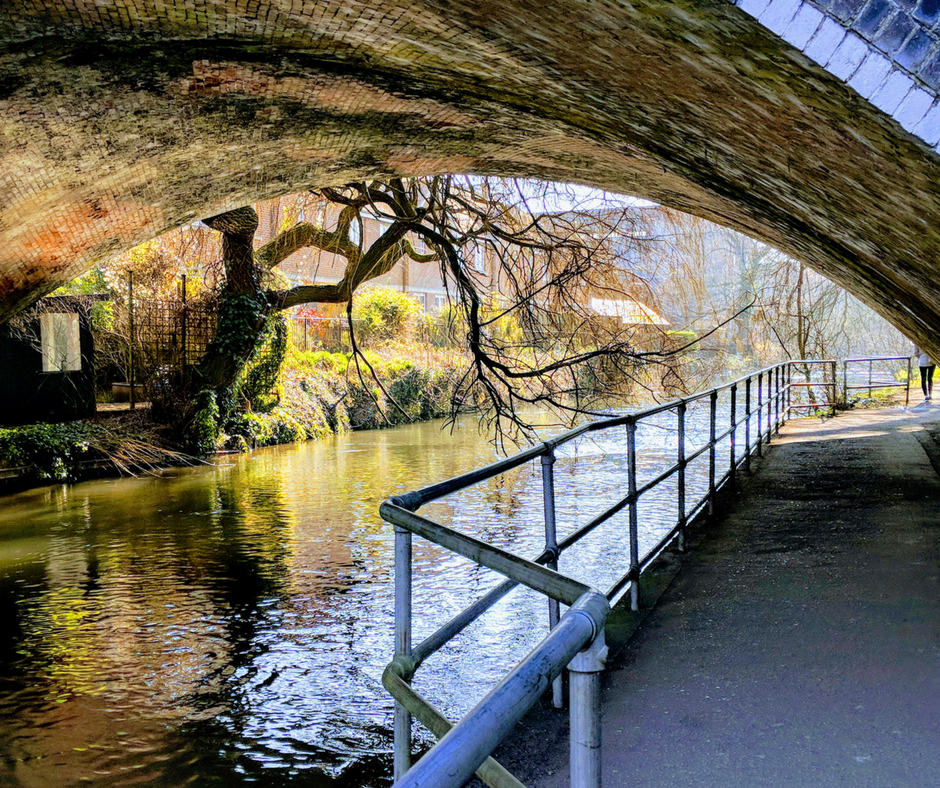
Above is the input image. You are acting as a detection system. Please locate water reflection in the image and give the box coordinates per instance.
[0,410,723,786]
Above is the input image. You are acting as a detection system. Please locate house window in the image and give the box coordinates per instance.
[474,244,486,274]
[40,312,81,372]
[349,218,362,247]
[434,294,447,311]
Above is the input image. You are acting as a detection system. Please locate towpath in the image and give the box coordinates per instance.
[498,404,940,787]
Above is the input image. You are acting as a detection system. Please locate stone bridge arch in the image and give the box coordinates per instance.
[2,0,940,355]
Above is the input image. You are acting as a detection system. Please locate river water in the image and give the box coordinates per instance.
[0,404,732,787]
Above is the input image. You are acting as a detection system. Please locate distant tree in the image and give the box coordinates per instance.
[188,177,681,444]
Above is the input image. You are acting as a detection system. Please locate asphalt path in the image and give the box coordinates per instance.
[496,404,940,788]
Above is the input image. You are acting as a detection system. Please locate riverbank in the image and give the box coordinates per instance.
[0,345,465,492]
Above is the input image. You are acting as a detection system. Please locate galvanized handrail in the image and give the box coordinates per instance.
[380,357,895,788]
[843,355,912,408]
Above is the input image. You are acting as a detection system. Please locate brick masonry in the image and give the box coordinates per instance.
[2,1,940,360]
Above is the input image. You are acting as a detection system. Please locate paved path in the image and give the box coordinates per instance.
[502,404,940,787]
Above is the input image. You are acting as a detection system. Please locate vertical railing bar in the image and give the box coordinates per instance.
[766,368,772,443]
[394,525,413,780]
[775,364,782,434]
[831,360,837,417]
[627,420,639,612]
[708,389,717,515]
[906,356,912,409]
[729,383,737,485]
[744,376,752,472]
[569,634,606,788]
[843,359,848,408]
[868,358,873,400]
[541,450,564,710]
[755,372,763,457]
[787,363,792,419]
[676,401,686,552]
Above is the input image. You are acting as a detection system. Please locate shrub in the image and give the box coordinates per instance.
[352,288,423,342]
[0,422,97,479]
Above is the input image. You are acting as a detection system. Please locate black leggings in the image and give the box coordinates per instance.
[921,365,936,397]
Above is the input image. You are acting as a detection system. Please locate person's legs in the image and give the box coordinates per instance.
[921,366,930,399]
[928,365,935,400]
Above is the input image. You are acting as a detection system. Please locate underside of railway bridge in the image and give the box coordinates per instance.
[2,0,940,358]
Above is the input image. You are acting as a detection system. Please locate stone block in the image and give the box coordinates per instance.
[896,29,936,71]
[912,101,940,144]
[759,0,803,36]
[849,50,895,96]
[896,85,934,127]
[870,68,915,113]
[827,32,871,79]
[804,16,848,64]
[914,0,940,25]
[740,0,773,19]
[783,3,825,48]
[875,12,915,54]
[856,0,894,38]
[828,0,861,22]
[917,47,940,88]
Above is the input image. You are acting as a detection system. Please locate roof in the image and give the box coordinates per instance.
[588,297,669,325]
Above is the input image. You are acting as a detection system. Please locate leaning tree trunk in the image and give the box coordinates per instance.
[193,206,269,412]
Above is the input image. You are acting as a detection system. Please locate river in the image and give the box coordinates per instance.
[0,405,728,787]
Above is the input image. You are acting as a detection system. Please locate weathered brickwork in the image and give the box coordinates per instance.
[2,0,940,359]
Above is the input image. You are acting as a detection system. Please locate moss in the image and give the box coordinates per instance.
[190,390,221,455]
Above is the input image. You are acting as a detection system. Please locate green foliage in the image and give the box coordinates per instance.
[239,313,288,411]
[304,350,350,375]
[189,390,221,455]
[352,288,422,341]
[0,422,97,480]
[90,300,115,332]
[51,267,110,297]
[225,411,307,449]
[214,294,266,358]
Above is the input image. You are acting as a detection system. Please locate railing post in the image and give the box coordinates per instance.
[868,358,873,400]
[626,419,639,612]
[744,376,752,472]
[831,360,838,417]
[906,356,912,409]
[755,372,763,457]
[569,632,607,788]
[393,525,413,780]
[729,384,737,484]
[708,389,717,514]
[766,369,772,443]
[787,363,792,419]
[843,359,848,407]
[677,401,686,552]
[774,364,781,434]
[541,449,564,710]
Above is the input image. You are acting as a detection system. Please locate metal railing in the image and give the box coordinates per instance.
[378,357,889,788]
[843,355,912,408]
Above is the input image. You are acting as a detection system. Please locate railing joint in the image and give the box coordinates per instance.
[389,492,422,512]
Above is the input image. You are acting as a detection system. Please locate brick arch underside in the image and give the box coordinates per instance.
[3,0,940,355]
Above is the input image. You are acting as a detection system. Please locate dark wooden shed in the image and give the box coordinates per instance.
[0,297,97,426]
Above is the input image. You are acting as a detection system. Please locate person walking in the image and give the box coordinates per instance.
[914,345,935,402]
